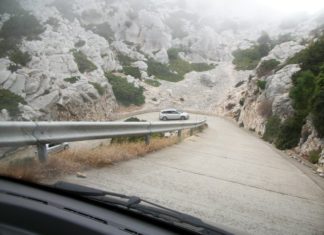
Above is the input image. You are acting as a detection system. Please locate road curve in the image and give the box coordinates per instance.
[63,113,324,235]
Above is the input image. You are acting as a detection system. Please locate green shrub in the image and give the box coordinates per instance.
[235,80,245,87]
[0,89,26,117]
[257,32,272,45]
[73,51,97,73]
[275,115,304,150]
[287,36,324,74]
[75,40,86,48]
[9,49,31,66]
[270,35,324,146]
[64,76,80,84]
[312,88,324,137]
[263,115,281,143]
[290,70,316,115]
[257,59,280,77]
[191,63,215,71]
[122,66,141,78]
[86,23,114,42]
[111,117,149,144]
[0,38,19,57]
[0,13,44,40]
[257,80,266,90]
[89,82,105,96]
[167,48,215,76]
[308,150,321,164]
[117,52,135,66]
[233,33,273,70]
[167,48,182,60]
[276,33,295,44]
[147,59,182,82]
[239,98,245,106]
[8,63,20,73]
[145,79,161,87]
[106,73,145,106]
[147,48,215,82]
[232,46,263,70]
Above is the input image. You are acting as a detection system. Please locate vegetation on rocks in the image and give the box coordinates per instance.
[256,80,266,90]
[73,50,97,73]
[122,66,141,79]
[9,49,31,66]
[0,10,44,58]
[89,82,105,96]
[64,76,80,84]
[256,59,280,77]
[86,23,114,42]
[308,149,321,164]
[232,32,273,70]
[263,35,324,149]
[111,117,150,144]
[8,63,20,73]
[145,79,161,87]
[75,40,86,48]
[147,48,215,82]
[288,35,324,138]
[0,13,44,40]
[105,72,145,106]
[147,58,182,82]
[275,115,304,149]
[117,52,135,66]
[263,115,281,143]
[0,89,26,117]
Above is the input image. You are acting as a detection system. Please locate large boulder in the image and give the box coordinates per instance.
[29,90,60,110]
[265,64,300,99]
[262,41,305,63]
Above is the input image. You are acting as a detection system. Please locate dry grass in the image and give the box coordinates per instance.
[257,99,273,118]
[0,137,180,182]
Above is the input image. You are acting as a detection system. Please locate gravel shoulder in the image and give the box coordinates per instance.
[62,113,324,235]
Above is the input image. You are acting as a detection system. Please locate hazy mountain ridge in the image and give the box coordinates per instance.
[0,0,323,122]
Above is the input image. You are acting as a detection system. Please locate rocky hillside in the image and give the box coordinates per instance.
[0,0,323,164]
[218,27,324,168]
[0,0,318,121]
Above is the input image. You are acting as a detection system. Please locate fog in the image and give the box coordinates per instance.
[166,0,324,21]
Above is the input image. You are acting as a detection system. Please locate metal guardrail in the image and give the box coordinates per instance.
[0,120,206,162]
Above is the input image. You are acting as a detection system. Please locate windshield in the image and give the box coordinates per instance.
[0,0,324,234]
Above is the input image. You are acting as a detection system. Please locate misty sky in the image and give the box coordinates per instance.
[180,0,324,20]
[259,0,324,14]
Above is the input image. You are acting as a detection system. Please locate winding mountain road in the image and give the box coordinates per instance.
[64,113,324,235]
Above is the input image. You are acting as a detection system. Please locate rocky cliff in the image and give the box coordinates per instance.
[217,25,324,169]
[0,0,323,165]
[1,0,312,121]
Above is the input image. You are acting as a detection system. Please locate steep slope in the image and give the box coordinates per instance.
[218,27,324,168]
[0,0,299,121]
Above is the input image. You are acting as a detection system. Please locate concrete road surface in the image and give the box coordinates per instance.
[63,113,324,235]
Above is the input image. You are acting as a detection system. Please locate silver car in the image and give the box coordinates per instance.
[159,109,190,121]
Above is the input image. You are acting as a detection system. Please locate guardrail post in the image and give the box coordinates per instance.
[178,130,182,138]
[145,134,151,145]
[37,144,47,162]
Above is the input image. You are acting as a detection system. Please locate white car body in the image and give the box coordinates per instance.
[159,109,190,120]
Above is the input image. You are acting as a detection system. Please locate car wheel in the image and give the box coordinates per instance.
[162,116,167,121]
[180,116,185,120]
